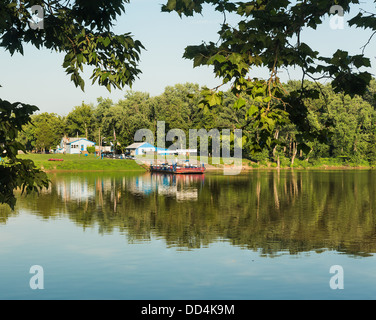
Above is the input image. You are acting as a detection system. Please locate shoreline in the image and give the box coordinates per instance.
[202,164,374,172]
[42,164,373,173]
[16,154,374,173]
[43,169,145,173]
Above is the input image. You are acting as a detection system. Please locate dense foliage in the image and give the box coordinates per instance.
[163,0,376,154]
[1,0,144,208]
[0,100,49,209]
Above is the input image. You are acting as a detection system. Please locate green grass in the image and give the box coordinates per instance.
[18,153,146,172]
[196,156,249,166]
[15,154,372,173]
[309,157,370,168]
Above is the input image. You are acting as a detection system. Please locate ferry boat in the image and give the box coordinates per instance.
[150,162,205,174]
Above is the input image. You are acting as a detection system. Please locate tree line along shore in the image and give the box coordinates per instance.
[18,79,376,170]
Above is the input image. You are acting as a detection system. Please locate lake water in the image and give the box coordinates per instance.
[1,170,376,300]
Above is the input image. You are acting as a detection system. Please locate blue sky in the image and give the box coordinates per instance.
[1,0,375,115]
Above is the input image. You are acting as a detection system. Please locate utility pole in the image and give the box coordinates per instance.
[98,127,101,159]
[113,127,116,158]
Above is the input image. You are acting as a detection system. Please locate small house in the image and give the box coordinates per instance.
[58,137,96,154]
[125,142,156,156]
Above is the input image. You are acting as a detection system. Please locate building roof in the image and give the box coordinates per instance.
[62,137,85,144]
[125,142,155,149]
[66,138,96,145]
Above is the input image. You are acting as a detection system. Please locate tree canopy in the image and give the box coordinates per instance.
[1,0,144,90]
[1,0,144,208]
[163,0,376,152]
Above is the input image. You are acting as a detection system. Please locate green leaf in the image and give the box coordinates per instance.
[234,97,246,109]
[102,37,111,47]
[247,104,258,117]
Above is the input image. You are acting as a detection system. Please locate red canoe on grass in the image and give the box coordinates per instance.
[48,158,64,161]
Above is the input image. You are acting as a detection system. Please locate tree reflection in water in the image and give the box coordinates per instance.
[1,170,376,257]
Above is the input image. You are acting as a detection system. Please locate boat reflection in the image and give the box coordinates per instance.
[56,177,96,203]
[126,173,204,201]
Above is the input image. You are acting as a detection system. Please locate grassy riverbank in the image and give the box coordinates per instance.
[242,157,371,170]
[18,154,146,172]
[16,153,373,173]
[205,156,372,170]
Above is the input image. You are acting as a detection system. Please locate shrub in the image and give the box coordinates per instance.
[251,149,270,165]
[87,146,95,154]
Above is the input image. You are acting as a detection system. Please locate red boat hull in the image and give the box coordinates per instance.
[174,167,205,174]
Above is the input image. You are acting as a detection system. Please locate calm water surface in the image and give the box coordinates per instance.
[1,170,376,299]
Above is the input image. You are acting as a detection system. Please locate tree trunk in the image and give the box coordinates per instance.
[291,142,297,167]
[273,175,279,209]
[306,147,313,162]
[272,130,279,158]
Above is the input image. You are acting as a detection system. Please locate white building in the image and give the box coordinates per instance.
[125,142,156,156]
[57,137,96,154]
